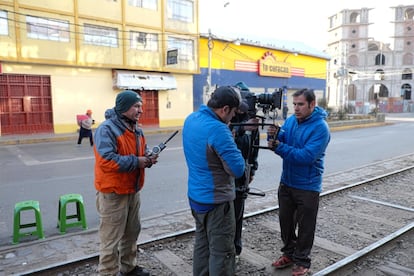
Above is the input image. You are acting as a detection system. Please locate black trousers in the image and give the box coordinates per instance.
[277,183,319,268]
[234,190,247,255]
[77,127,93,146]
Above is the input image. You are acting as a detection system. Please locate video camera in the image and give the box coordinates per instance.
[241,89,282,119]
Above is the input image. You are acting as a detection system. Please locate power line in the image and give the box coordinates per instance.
[0,11,199,46]
[1,9,329,78]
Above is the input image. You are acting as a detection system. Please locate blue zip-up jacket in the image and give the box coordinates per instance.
[275,106,330,192]
[183,105,245,204]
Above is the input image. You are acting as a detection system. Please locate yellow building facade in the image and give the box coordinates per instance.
[194,35,329,112]
[0,0,198,135]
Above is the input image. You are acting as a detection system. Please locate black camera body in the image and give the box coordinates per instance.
[242,89,282,118]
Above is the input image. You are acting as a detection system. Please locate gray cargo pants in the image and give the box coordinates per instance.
[191,201,236,276]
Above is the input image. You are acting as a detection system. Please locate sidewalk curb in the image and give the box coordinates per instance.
[0,128,180,146]
[0,121,390,146]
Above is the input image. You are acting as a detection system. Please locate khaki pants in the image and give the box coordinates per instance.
[96,192,141,276]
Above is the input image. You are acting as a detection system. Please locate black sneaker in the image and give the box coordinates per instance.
[118,266,150,276]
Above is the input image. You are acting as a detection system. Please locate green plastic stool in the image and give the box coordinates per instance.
[57,193,88,233]
[13,200,45,244]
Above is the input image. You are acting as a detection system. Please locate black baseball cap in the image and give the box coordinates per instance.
[208,86,242,109]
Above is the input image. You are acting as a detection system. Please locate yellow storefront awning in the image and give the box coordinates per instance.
[113,70,177,90]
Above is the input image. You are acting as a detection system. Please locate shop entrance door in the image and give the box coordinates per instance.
[137,90,159,127]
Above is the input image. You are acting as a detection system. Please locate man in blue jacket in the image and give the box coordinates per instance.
[267,88,330,276]
[183,86,245,276]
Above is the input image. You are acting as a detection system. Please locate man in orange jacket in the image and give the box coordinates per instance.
[94,90,158,276]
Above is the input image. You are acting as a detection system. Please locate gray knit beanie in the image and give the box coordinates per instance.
[115,90,142,114]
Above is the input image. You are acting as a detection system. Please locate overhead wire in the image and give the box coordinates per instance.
[0,10,199,47]
[1,9,332,78]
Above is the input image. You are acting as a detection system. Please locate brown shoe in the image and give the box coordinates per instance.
[292,264,310,276]
[272,255,293,268]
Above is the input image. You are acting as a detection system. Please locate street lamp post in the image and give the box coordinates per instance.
[204,2,231,104]
[282,52,298,119]
[282,52,298,88]
[283,52,298,62]
[205,29,213,104]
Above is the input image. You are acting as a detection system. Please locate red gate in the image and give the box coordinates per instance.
[0,74,53,135]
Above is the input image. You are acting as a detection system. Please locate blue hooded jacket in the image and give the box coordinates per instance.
[275,106,330,192]
[183,105,245,204]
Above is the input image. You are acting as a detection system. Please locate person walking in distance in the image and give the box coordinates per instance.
[94,90,158,276]
[77,109,94,146]
[267,88,330,276]
[183,86,246,276]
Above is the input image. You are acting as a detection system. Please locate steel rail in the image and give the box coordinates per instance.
[313,222,414,276]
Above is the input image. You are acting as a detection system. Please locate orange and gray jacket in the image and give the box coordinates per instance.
[94,108,147,194]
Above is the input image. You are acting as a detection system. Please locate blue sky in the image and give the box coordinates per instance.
[199,0,413,52]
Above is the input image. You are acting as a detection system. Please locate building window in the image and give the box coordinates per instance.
[167,0,193,23]
[368,43,378,51]
[329,17,334,29]
[84,24,118,47]
[402,68,412,80]
[401,84,412,100]
[26,15,70,42]
[128,0,157,10]
[404,8,414,20]
[168,36,194,61]
[130,31,158,51]
[0,10,8,35]
[375,54,385,65]
[378,85,389,98]
[349,12,360,23]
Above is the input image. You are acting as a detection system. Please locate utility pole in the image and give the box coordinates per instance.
[204,3,230,104]
[205,29,213,104]
[339,43,348,111]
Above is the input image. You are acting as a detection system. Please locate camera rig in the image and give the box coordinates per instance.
[229,83,284,198]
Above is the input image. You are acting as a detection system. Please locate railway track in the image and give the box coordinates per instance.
[21,155,414,276]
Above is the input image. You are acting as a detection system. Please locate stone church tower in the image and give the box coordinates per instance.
[326,5,414,114]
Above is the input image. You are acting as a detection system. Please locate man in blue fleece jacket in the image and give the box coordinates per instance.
[268,88,330,276]
[183,86,245,276]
